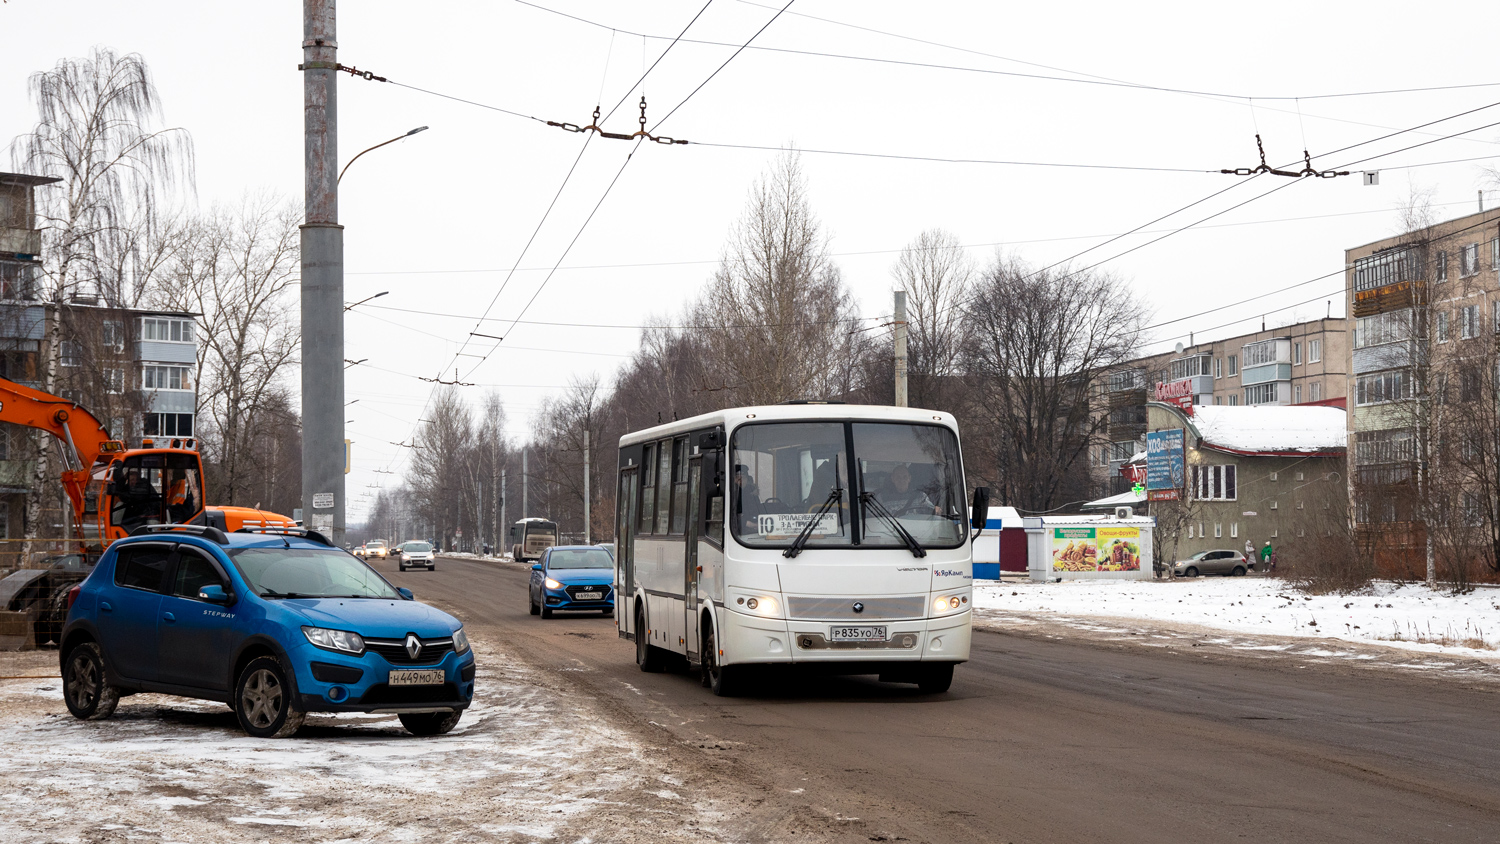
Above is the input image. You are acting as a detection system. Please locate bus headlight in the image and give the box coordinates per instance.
[932,594,968,615]
[733,593,781,617]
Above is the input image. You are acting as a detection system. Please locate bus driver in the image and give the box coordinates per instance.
[877,464,939,515]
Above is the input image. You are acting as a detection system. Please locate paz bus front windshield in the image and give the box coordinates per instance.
[729,421,966,551]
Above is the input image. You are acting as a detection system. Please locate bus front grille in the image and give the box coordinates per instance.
[785,595,927,621]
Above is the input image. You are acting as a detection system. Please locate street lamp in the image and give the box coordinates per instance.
[338,126,429,184]
[344,291,388,311]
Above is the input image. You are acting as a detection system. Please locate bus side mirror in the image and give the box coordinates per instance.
[970,487,991,531]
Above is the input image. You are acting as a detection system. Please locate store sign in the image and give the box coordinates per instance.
[1147,489,1180,501]
[1051,526,1143,573]
[1153,379,1194,413]
[1146,429,1187,492]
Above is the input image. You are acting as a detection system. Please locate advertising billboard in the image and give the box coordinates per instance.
[1051,526,1143,572]
[1146,429,1186,493]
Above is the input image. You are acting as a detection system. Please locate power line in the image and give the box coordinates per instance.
[650,0,794,133]
[686,140,1216,173]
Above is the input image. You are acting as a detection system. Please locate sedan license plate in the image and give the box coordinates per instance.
[573,591,603,601]
[829,625,887,642]
[388,669,445,686]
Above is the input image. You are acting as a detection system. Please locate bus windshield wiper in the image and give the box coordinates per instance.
[860,493,927,558]
[784,488,842,559]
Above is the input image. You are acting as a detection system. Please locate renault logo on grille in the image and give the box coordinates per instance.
[405,633,422,660]
[852,601,865,614]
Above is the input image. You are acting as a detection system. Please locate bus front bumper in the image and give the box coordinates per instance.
[717,607,970,666]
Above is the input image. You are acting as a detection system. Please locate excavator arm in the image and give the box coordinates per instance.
[0,378,120,530]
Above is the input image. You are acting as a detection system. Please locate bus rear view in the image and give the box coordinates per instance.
[615,404,988,696]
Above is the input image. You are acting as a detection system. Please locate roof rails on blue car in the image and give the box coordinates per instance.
[234,526,334,547]
[129,523,231,545]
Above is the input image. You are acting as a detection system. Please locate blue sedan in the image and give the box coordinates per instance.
[528,545,614,618]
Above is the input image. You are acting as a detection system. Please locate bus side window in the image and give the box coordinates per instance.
[704,452,725,546]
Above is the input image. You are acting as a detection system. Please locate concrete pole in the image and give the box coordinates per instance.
[522,448,529,519]
[583,429,591,545]
[300,0,345,546]
[499,468,506,542]
[894,290,909,408]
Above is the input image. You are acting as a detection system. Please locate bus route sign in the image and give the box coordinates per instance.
[757,512,839,540]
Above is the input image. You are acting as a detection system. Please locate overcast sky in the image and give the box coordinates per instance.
[5,1,1499,521]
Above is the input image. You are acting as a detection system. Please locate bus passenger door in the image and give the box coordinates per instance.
[617,467,639,640]
[684,457,703,663]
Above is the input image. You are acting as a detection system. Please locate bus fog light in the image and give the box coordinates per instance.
[746,598,758,610]
[949,596,962,609]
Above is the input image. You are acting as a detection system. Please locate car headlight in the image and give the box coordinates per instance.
[452,627,470,655]
[302,626,365,655]
[544,577,563,589]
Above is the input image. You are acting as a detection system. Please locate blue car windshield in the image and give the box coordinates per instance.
[228,548,400,599]
[547,548,613,570]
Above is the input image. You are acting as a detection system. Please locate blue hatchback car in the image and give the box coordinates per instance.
[528,545,615,618]
[59,525,476,738]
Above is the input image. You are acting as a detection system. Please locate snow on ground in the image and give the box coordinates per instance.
[974,578,1500,660]
[0,635,724,843]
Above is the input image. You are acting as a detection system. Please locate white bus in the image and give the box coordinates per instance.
[615,403,989,695]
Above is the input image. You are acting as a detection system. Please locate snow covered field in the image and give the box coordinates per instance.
[0,635,723,843]
[974,578,1500,659]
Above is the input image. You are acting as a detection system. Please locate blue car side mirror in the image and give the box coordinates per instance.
[531,564,542,571]
[197,585,232,605]
[397,587,414,601]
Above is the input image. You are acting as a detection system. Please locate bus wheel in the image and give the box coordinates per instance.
[917,663,954,694]
[635,607,664,673]
[702,623,737,697]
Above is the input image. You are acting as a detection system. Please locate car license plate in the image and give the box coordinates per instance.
[573,591,602,601]
[829,625,887,642]
[388,669,445,686]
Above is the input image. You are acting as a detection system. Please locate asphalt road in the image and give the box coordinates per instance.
[379,554,1500,844]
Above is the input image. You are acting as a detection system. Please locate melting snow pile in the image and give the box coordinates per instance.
[974,578,1500,658]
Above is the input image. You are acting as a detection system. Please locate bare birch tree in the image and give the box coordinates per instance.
[890,228,974,410]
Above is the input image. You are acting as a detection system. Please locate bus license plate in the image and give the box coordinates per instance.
[573,591,602,601]
[388,669,445,686]
[829,625,887,642]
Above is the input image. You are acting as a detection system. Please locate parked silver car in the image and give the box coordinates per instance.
[1173,549,1251,577]
[396,540,436,572]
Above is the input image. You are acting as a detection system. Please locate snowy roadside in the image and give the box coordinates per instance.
[974,578,1500,663]
[0,633,729,843]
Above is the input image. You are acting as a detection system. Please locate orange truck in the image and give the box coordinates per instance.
[0,378,295,646]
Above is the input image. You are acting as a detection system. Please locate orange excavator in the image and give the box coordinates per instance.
[0,377,294,553]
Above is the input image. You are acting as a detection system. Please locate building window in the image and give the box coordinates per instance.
[1107,369,1145,392]
[1187,525,1194,539]
[0,262,35,300]
[140,317,195,344]
[1214,522,1223,538]
[1228,394,1239,406]
[1227,355,1238,377]
[1309,339,1321,362]
[104,368,124,394]
[1354,247,1418,292]
[1214,396,1222,405]
[102,320,124,351]
[110,417,126,440]
[1297,500,1305,510]
[1214,357,1222,379]
[141,365,194,391]
[1192,464,1238,501]
[1294,384,1302,403]
[1461,243,1480,277]
[1295,472,1304,481]
[1437,310,1450,343]
[1109,441,1137,462]
[1271,500,1278,509]
[142,413,194,437]
[59,340,81,368]
[1310,381,1322,401]
[1436,251,1448,282]
[1269,472,1278,481]
[1242,341,1283,367]
[1230,522,1238,538]
[1492,238,1500,270]
[1461,304,1480,339]
[1293,342,1302,365]
[1245,383,1279,405]
[1355,309,1412,348]
[1493,300,1500,334]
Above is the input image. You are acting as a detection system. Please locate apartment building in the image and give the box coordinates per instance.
[1096,317,1348,497]
[0,171,200,548]
[1344,206,1500,579]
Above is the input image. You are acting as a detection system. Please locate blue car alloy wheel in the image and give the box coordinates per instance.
[58,525,477,738]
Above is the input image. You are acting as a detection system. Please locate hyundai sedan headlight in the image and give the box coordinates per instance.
[303,626,365,655]
[452,627,471,655]
[544,577,563,589]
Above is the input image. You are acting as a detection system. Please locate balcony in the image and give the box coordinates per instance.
[0,228,41,257]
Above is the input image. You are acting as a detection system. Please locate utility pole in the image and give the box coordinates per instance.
[894,290,909,408]
[583,429,591,545]
[522,447,529,519]
[499,468,507,545]
[300,0,345,545]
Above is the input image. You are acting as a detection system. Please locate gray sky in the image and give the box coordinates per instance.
[5,1,1499,521]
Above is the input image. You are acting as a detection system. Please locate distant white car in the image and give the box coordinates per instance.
[397,541,435,572]
[364,539,389,559]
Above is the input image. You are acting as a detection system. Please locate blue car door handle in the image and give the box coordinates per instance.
[100,601,113,612]
[162,612,176,623]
